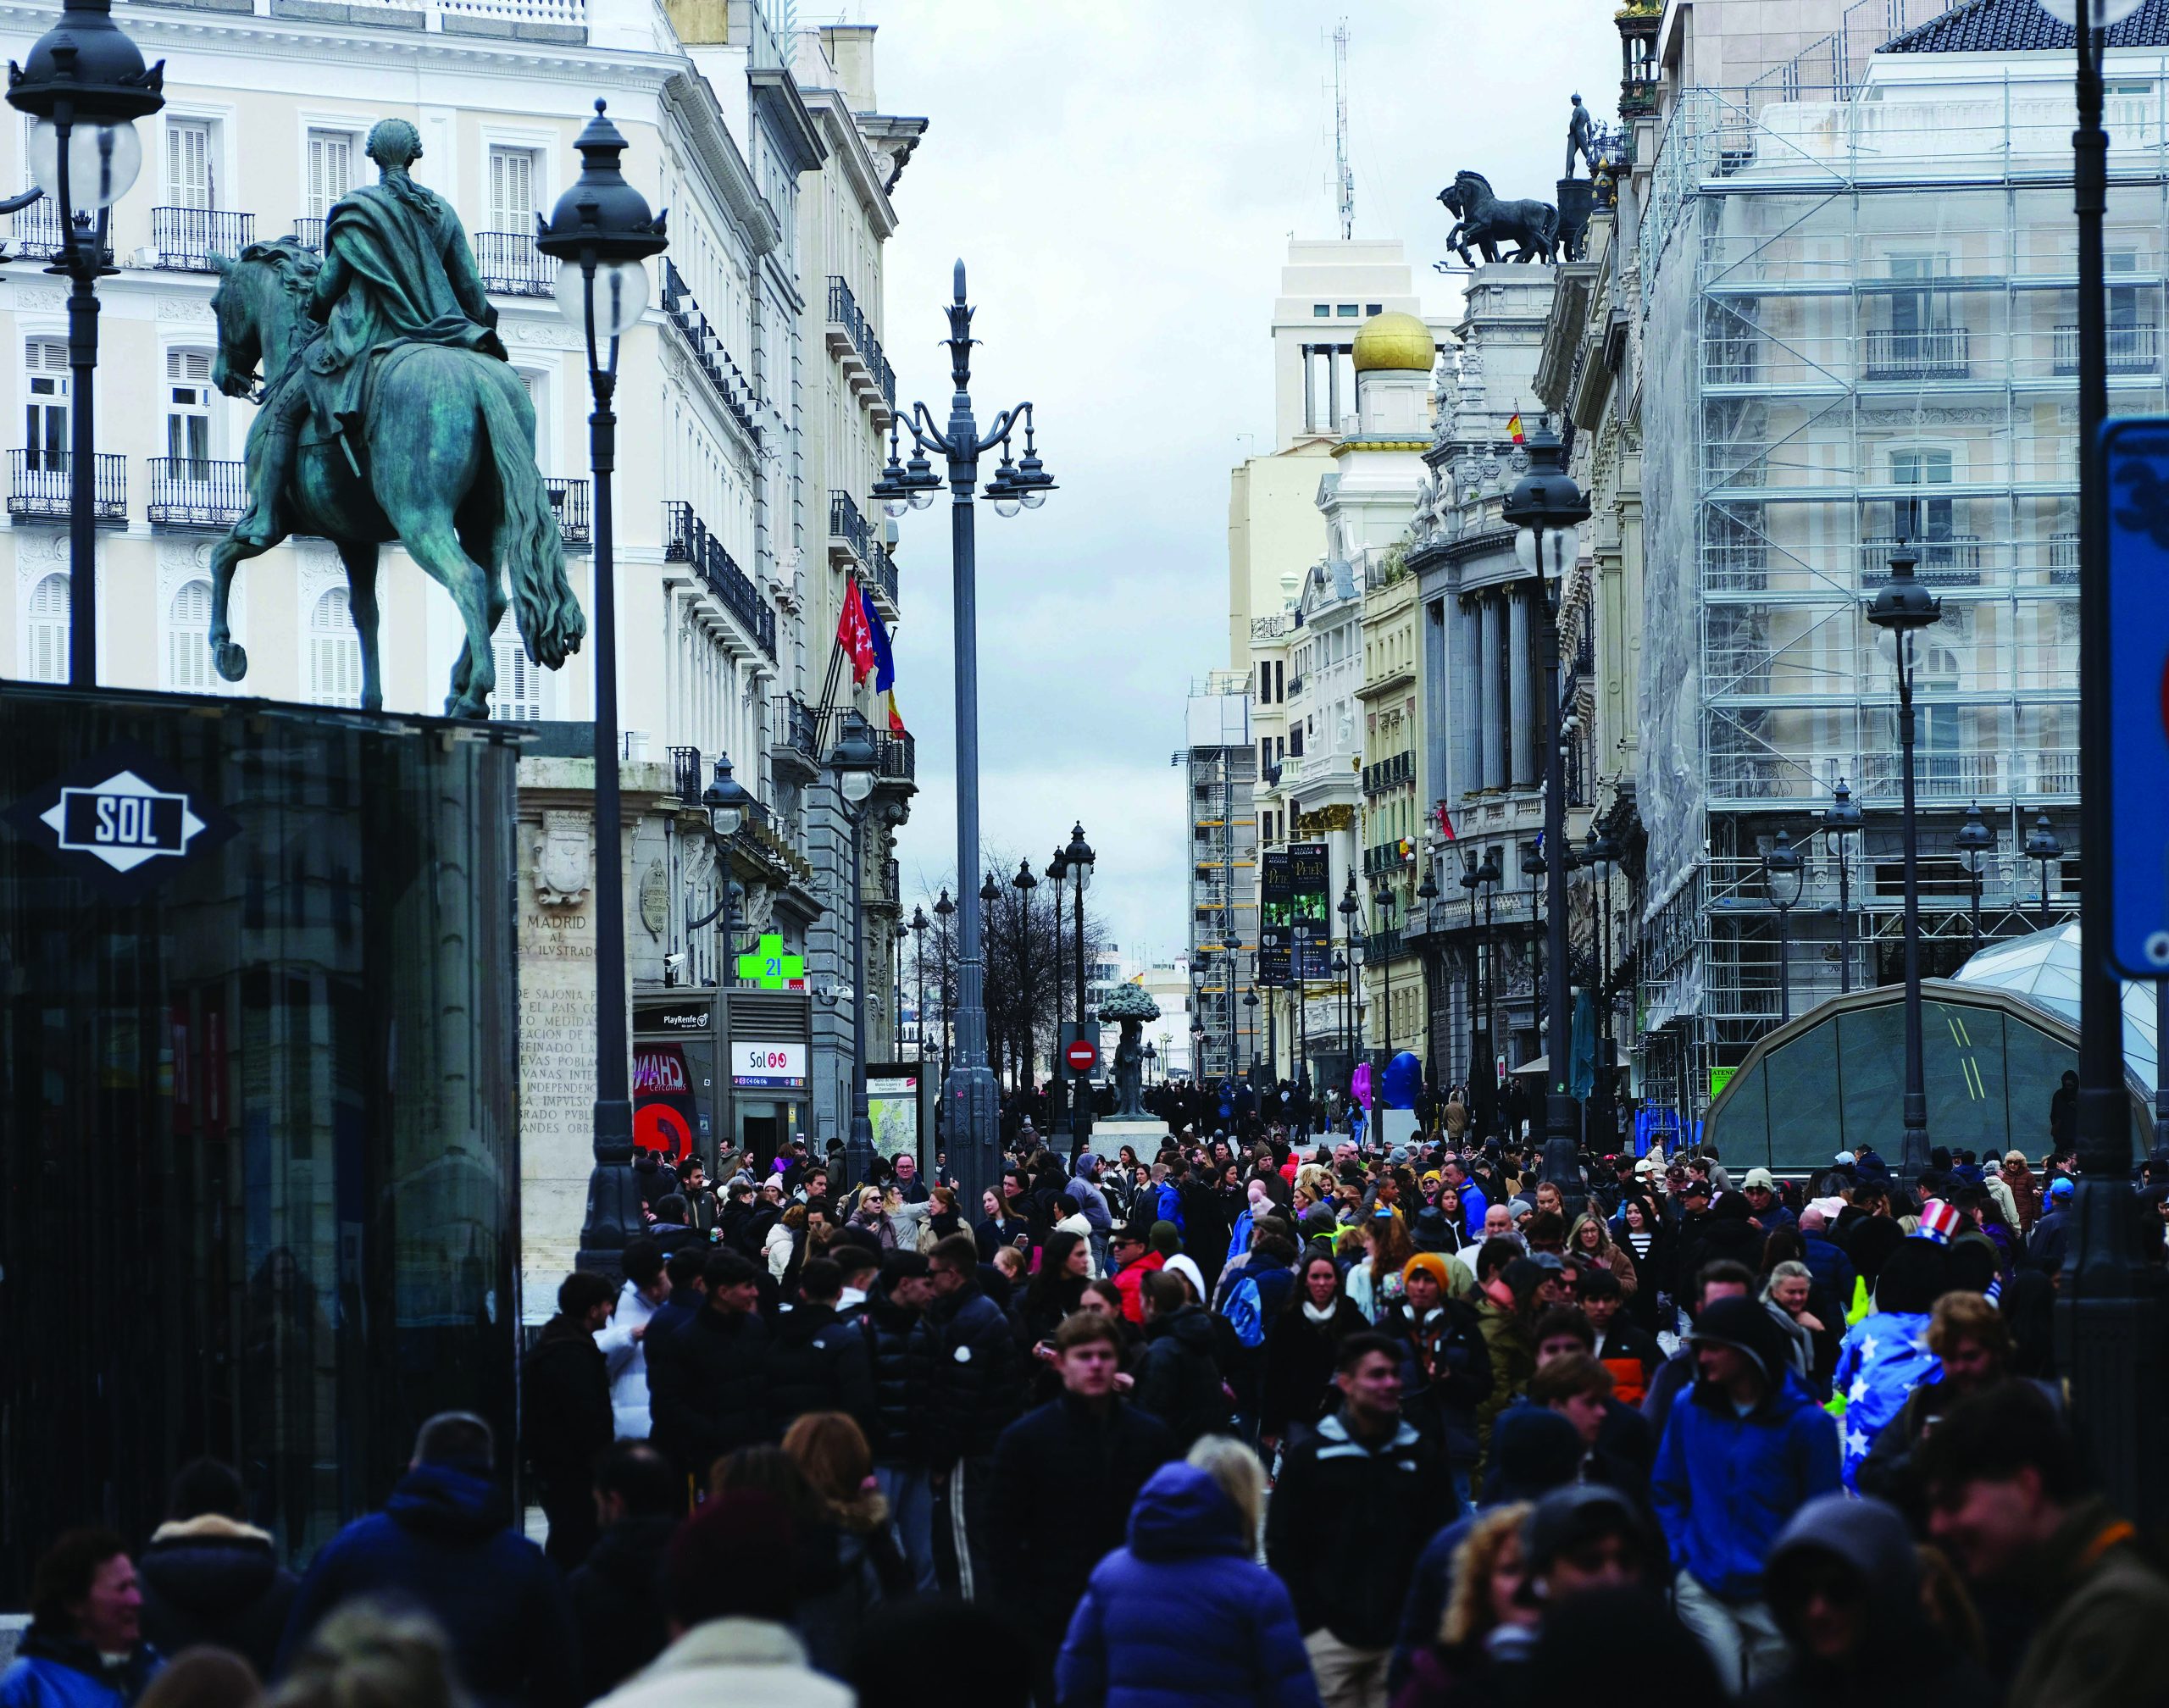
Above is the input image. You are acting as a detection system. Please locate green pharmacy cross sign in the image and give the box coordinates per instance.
[737,933,805,990]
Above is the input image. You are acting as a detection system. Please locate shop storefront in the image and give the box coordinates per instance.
[721,988,812,1168]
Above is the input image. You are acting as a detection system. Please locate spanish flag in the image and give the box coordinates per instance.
[1507,411,1525,445]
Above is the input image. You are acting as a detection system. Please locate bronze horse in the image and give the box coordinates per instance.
[1439,171,1560,266]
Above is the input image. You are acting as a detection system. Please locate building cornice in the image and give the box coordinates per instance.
[800,84,896,237]
[660,67,780,256]
[1329,438,1429,458]
[748,65,825,175]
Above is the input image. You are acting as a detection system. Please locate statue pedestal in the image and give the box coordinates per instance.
[1084,1117,1170,1163]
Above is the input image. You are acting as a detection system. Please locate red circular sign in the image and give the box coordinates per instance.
[1065,1039,1098,1073]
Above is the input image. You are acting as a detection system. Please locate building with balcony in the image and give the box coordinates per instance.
[1625,0,2158,1115]
[1182,676,1255,1082]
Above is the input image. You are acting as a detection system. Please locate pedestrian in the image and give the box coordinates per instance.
[566,1442,683,1703]
[779,1412,914,1680]
[1652,1297,1842,1695]
[519,1270,619,1571]
[136,1460,297,1682]
[1131,1269,1232,1450]
[1578,1268,1661,1406]
[588,1491,851,1708]
[1055,1460,1322,1708]
[276,1412,575,1708]
[1388,1503,1538,1708]
[988,1311,1178,1706]
[1107,1225,1163,1325]
[1470,1246,1542,1494]
[1262,1250,1371,1454]
[856,1250,941,1593]
[1749,1494,1992,1708]
[1613,1194,1673,1337]
[134,1652,258,1708]
[1641,1260,1756,1443]
[267,1605,463,1708]
[1999,1149,2041,1234]
[1376,1252,1493,1509]
[1266,1333,1451,1708]
[595,1238,671,1441]
[646,1250,772,1486]
[925,1232,1027,1601]
[1759,1261,1827,1397]
[767,1258,878,1439]
[1023,1230,1091,1343]
[2,1531,163,1708]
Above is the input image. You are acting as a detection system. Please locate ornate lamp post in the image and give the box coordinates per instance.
[1867,536,1944,1185]
[1337,874,1361,1091]
[7,0,163,689]
[872,262,1055,1215]
[1503,423,1590,1209]
[1331,950,1351,1090]
[1143,1040,1157,1089]
[1761,827,1806,1024]
[934,888,956,1088]
[1373,884,1398,1061]
[979,872,1001,1084]
[829,713,881,1185]
[699,752,753,987]
[1244,989,1260,1072]
[2025,812,2061,927]
[1417,868,1440,1102]
[908,905,930,1068]
[1045,846,1068,1126]
[537,102,668,1273]
[1586,825,1623,1140]
[1463,847,1504,1136]
[1821,777,1863,992]
[1955,801,1994,951]
[1012,860,1040,1101]
[1064,822,1096,1151]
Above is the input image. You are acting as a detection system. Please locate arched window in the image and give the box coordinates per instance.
[490,609,541,722]
[168,578,214,692]
[308,586,360,707]
[24,570,68,681]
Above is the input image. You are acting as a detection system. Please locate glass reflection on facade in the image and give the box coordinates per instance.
[0,684,521,1600]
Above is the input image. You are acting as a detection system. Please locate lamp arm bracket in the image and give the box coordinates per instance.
[906,401,955,457]
[976,401,1032,458]
[0,186,42,217]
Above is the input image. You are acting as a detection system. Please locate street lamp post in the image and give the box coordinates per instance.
[873,262,1055,1215]
[1046,846,1068,1128]
[1065,822,1096,1153]
[979,872,1001,1085]
[908,906,930,1070]
[536,102,668,1274]
[1752,832,1804,1018]
[8,0,164,690]
[1417,869,1440,1107]
[1867,537,1944,1186]
[1956,801,1994,953]
[1012,860,1039,1106]
[1373,885,1398,1061]
[1587,825,1623,1143]
[1337,874,1361,1094]
[934,889,956,1089]
[1244,989,1260,1072]
[829,714,881,1187]
[2025,812,2061,927]
[1821,778,1863,993]
[1503,424,1591,1211]
[699,750,752,972]
[1465,848,1503,1134]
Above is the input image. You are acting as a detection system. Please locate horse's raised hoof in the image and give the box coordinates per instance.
[446,691,490,721]
[213,640,248,681]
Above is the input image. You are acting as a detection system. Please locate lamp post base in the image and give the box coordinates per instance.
[574,1096,642,1275]
[943,1060,1002,1217]
[846,1102,877,1193]
[1544,1091,1585,1220]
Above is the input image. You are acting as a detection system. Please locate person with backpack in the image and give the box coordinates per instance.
[1132,1270,1232,1450]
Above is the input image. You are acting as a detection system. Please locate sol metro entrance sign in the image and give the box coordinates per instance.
[3,741,236,901]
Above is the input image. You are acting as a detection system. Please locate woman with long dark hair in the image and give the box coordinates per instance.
[1023,1230,1091,1343]
[1260,1251,1368,1453]
[1615,1193,1673,1336]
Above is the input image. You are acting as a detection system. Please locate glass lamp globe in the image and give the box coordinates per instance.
[30,118,141,209]
[882,493,910,520]
[554,258,649,339]
[841,767,875,805]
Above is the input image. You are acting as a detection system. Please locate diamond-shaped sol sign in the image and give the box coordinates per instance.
[737,932,806,990]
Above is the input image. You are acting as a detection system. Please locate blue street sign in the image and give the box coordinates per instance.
[2102,418,2169,977]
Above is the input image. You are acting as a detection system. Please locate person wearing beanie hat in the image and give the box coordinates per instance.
[1653,1295,1842,1694]
[1521,1484,1658,1605]
[2025,1177,2076,1274]
[1469,1246,1542,1500]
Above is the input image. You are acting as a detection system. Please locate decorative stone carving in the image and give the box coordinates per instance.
[533,810,592,907]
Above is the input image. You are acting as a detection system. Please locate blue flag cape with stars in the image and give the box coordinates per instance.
[1829,1309,1939,1487]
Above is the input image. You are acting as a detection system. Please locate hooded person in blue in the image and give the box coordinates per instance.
[1829,1234,1948,1489]
[1651,1295,1843,1697]
[1,1529,163,1708]
[276,1411,577,1708]
[1056,1461,1322,1708]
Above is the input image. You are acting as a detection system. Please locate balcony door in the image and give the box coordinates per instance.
[306,129,355,224]
[23,337,66,473]
[166,349,214,478]
[165,119,214,211]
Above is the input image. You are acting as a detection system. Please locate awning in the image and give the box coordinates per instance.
[1512,1044,1633,1078]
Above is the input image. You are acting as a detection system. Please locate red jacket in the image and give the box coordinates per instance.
[1113,1250,1165,1324]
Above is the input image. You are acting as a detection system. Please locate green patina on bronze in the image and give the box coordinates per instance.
[204,118,585,718]
[1098,984,1162,1120]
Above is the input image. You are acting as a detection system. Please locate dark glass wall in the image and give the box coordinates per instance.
[0,684,521,1600]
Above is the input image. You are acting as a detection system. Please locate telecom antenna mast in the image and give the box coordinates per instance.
[1332,19,1354,240]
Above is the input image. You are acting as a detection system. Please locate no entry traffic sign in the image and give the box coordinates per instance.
[1065,1038,1099,1075]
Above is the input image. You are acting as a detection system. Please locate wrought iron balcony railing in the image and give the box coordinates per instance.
[663,501,777,661]
[1863,325,1970,381]
[2054,322,2160,377]
[772,692,819,766]
[147,458,247,529]
[9,450,125,522]
[661,261,760,441]
[825,274,896,413]
[474,230,552,297]
[151,207,255,271]
[544,476,591,546]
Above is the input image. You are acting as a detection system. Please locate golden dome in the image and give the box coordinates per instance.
[1351,310,1435,374]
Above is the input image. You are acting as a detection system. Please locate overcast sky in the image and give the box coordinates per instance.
[860,2,1622,968]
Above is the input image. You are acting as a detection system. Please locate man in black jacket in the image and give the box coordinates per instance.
[138,1457,297,1679]
[861,1250,940,1590]
[1268,1331,1452,1708]
[1131,1268,1230,1450]
[519,1270,618,1569]
[646,1250,771,1487]
[564,1441,680,1703]
[926,1232,1026,1602]
[989,1311,1177,1708]
[766,1257,877,1438]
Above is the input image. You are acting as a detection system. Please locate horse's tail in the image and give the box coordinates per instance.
[476,369,586,668]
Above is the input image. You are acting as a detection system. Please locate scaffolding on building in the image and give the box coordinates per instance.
[1634,47,2162,1117]
[1184,674,1259,1082]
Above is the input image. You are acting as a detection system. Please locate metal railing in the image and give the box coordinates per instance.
[829,488,870,560]
[147,458,247,528]
[1859,535,1982,585]
[863,535,899,610]
[8,194,66,259]
[825,275,896,411]
[291,217,325,250]
[876,731,914,784]
[474,230,552,297]
[1856,750,2002,799]
[544,476,591,546]
[150,208,254,271]
[2049,531,2078,585]
[668,745,704,806]
[661,261,760,441]
[1863,325,1970,381]
[1361,752,1414,796]
[663,501,777,661]
[9,450,125,522]
[772,693,819,765]
[2055,322,2160,377]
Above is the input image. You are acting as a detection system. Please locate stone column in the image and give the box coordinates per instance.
[1458,598,1483,797]
[1509,585,1534,788]
[1482,591,1507,790]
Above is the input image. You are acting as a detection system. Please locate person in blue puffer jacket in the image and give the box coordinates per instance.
[2,1530,163,1708]
[1055,1459,1321,1708]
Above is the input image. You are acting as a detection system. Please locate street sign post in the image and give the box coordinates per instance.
[2102,419,2169,976]
[1064,1036,1098,1076]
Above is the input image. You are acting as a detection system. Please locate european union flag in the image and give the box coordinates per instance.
[1830,1309,1939,1488]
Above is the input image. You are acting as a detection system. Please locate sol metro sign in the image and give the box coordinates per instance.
[3,741,237,902]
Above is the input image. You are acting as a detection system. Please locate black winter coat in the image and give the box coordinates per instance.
[857,1282,935,1467]
[1262,1298,1370,1438]
[565,1515,675,1703]
[766,1300,878,1439]
[137,1517,297,1680]
[1129,1305,1230,1450]
[1377,1297,1494,1466]
[927,1279,1026,1466]
[986,1395,1178,1644]
[647,1304,772,1479]
[519,1314,613,1489]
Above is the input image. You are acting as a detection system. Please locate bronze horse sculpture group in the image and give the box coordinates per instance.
[1439,170,1561,266]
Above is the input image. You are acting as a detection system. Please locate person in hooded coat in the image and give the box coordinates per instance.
[1129,1270,1231,1450]
[569,1442,685,1703]
[1055,1461,1321,1708]
[1746,1494,1992,1708]
[136,1458,296,1681]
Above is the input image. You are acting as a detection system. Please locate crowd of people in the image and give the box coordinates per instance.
[8,1119,2168,1708]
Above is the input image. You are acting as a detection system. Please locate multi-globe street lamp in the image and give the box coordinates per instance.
[538,101,668,1273]
[1046,845,1068,1127]
[698,751,753,981]
[872,261,1055,1214]
[1417,868,1440,1104]
[1761,826,1806,1024]
[908,906,930,1069]
[7,0,164,689]
[933,888,956,1086]
[1502,423,1591,1210]
[1064,821,1096,1151]
[1821,777,1864,993]
[1586,824,1623,1142]
[1373,884,1398,1061]
[979,872,1001,1085]
[1867,536,1943,1185]
[1955,801,1994,952]
[1462,846,1503,1136]
[2025,812,2061,927]
[829,714,882,1185]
